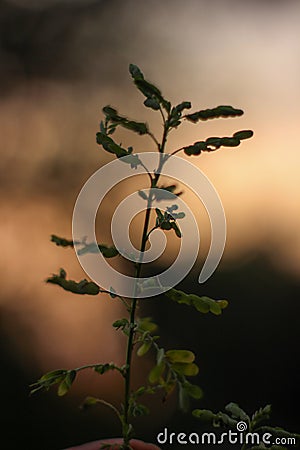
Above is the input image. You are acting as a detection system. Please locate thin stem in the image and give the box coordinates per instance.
[122,112,170,448]
[145,225,159,241]
[139,160,154,184]
[170,146,184,156]
[123,201,153,433]
[95,398,123,425]
[158,105,166,126]
[159,123,169,154]
[75,363,126,377]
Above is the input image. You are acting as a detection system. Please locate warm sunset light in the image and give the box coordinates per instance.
[0,1,299,449]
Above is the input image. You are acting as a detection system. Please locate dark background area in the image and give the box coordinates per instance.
[0,0,299,449]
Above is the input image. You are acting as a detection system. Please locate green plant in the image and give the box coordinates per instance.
[193,403,300,449]
[30,64,296,449]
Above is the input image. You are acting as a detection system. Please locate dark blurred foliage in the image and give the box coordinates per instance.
[1,0,298,92]
[0,0,130,92]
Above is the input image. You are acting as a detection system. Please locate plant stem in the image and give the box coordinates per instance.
[122,116,170,447]
[123,198,153,447]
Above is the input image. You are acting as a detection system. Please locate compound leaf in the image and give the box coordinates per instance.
[185,105,243,123]
[46,269,100,295]
[51,235,74,247]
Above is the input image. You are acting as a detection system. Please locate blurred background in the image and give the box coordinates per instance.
[0,0,299,448]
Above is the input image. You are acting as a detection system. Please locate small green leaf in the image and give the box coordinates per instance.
[51,235,74,247]
[148,361,165,384]
[189,295,211,313]
[94,363,113,375]
[144,98,160,110]
[96,132,128,158]
[166,350,195,364]
[129,401,150,417]
[129,64,144,80]
[137,341,152,357]
[193,409,216,422]
[225,402,249,422]
[172,212,185,219]
[135,79,162,101]
[102,106,118,118]
[220,137,240,147]
[206,299,222,315]
[57,370,76,397]
[185,105,243,123]
[171,362,199,376]
[81,396,100,410]
[134,386,147,397]
[112,318,129,330]
[137,317,158,333]
[166,289,229,316]
[30,369,68,395]
[170,221,182,238]
[138,190,148,200]
[155,208,164,222]
[167,118,181,128]
[217,412,238,428]
[98,245,119,258]
[183,141,207,156]
[183,382,203,399]
[205,137,222,149]
[160,221,172,230]
[251,404,272,428]
[39,369,67,382]
[174,101,191,113]
[216,300,229,310]
[233,130,254,140]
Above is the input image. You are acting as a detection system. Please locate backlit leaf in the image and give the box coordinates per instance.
[185,105,243,123]
[233,130,254,140]
[148,362,165,384]
[171,362,199,376]
[57,370,76,397]
[137,341,152,357]
[166,350,195,364]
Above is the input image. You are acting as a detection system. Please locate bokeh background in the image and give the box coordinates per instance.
[1,0,299,449]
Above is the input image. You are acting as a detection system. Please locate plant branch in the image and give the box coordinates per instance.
[170,146,184,156]
[122,117,170,447]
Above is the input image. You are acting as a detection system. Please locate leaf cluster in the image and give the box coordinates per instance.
[30,369,76,397]
[133,318,202,413]
[183,130,253,156]
[193,403,299,449]
[47,269,100,295]
[166,288,228,315]
[154,205,185,238]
